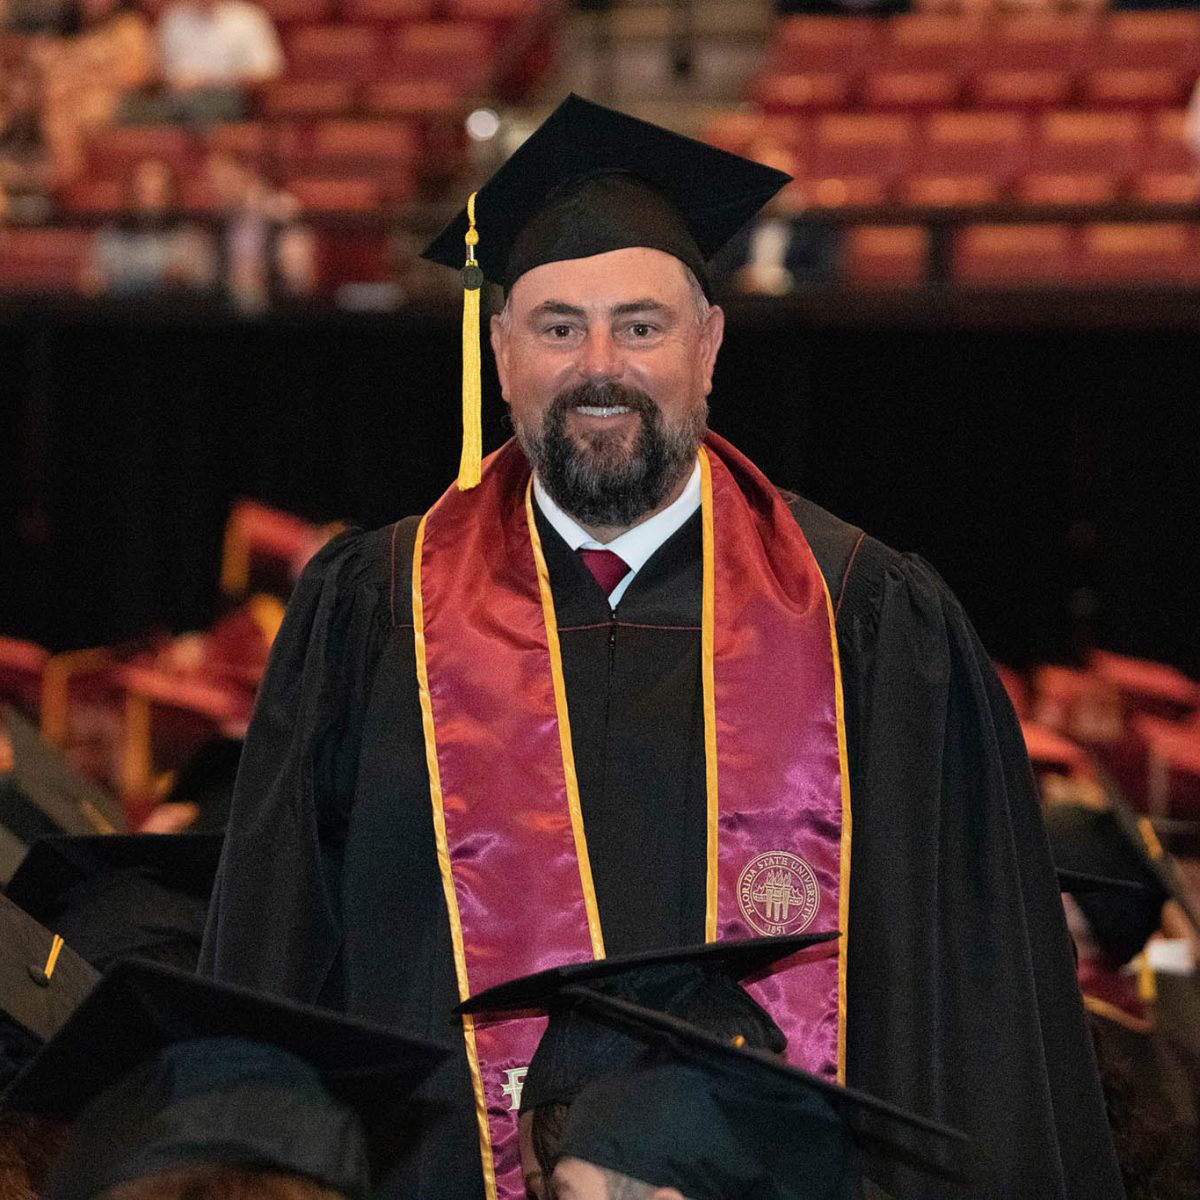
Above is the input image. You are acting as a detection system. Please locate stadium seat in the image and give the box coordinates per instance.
[754,72,849,115]
[256,0,334,23]
[1074,223,1200,286]
[86,126,195,181]
[386,20,493,88]
[969,68,1074,111]
[59,178,125,217]
[801,113,917,207]
[1132,110,1200,205]
[861,70,960,111]
[340,0,435,19]
[1093,10,1200,74]
[0,228,91,293]
[0,638,49,717]
[1016,110,1144,205]
[205,123,273,158]
[844,225,928,287]
[285,176,386,212]
[699,112,805,157]
[953,223,1076,287]
[1092,650,1200,720]
[903,110,1028,205]
[259,79,357,117]
[967,13,1096,109]
[879,13,985,71]
[768,15,882,76]
[284,24,384,80]
[1080,68,1189,110]
[361,80,461,115]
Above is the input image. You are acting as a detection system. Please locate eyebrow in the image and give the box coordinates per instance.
[528,299,674,320]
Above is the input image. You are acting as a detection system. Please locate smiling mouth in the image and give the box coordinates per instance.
[574,405,633,417]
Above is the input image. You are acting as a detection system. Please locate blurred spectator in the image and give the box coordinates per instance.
[711,141,840,296]
[0,59,55,221]
[83,157,215,295]
[36,0,155,179]
[206,150,314,310]
[127,0,282,125]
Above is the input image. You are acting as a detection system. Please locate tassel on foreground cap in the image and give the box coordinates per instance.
[458,191,483,491]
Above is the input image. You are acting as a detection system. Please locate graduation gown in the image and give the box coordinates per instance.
[201,487,1122,1200]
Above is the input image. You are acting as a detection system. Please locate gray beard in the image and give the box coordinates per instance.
[515,382,707,530]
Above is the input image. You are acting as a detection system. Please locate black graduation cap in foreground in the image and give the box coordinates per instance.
[422,93,791,294]
[1044,803,1180,966]
[0,705,125,885]
[555,990,972,1200]
[0,894,98,1089]
[457,932,837,1111]
[5,832,225,973]
[4,959,449,1200]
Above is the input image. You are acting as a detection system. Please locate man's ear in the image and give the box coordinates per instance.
[490,312,511,404]
[698,304,724,397]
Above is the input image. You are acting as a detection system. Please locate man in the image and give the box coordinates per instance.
[202,96,1120,1199]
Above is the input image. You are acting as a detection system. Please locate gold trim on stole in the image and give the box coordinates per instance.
[699,448,720,942]
[411,514,498,1200]
[524,480,606,960]
[1083,993,1154,1034]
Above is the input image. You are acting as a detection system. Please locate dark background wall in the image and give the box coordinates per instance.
[2,294,1197,675]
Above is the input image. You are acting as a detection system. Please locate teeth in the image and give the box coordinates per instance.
[575,406,631,417]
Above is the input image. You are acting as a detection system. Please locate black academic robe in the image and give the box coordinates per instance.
[200,488,1123,1200]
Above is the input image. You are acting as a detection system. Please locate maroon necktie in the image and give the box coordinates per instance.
[578,548,630,595]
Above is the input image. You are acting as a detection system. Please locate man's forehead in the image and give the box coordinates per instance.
[509,247,693,313]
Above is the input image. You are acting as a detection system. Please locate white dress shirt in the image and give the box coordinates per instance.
[533,463,702,608]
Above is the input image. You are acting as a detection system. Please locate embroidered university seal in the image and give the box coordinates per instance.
[737,851,821,935]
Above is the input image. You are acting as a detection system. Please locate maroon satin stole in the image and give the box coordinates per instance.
[412,433,851,1200]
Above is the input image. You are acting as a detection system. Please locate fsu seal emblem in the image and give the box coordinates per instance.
[737,851,821,936]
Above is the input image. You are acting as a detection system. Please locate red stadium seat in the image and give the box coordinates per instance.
[205,122,273,158]
[953,223,1076,287]
[59,178,125,216]
[361,79,461,115]
[259,79,357,117]
[1093,11,1200,73]
[981,13,1098,72]
[799,113,916,207]
[878,13,986,71]
[968,69,1074,111]
[768,15,882,75]
[256,0,333,23]
[1132,109,1200,205]
[1074,223,1200,286]
[903,110,1028,205]
[861,70,960,111]
[1016,110,1145,204]
[86,125,195,181]
[1091,650,1200,720]
[285,176,385,212]
[284,24,383,80]
[0,228,91,293]
[385,20,493,88]
[340,0,435,20]
[754,72,849,115]
[699,112,806,157]
[1080,68,1189,110]
[844,225,928,287]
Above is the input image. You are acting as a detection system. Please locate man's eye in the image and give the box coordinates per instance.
[629,323,655,338]
[548,325,574,338]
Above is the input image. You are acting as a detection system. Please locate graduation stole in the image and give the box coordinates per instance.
[412,432,851,1200]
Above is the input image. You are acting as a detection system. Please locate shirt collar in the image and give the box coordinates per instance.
[533,462,702,576]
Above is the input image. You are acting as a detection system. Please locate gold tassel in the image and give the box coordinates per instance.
[458,191,483,491]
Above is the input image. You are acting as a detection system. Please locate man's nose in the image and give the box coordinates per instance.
[577,329,622,381]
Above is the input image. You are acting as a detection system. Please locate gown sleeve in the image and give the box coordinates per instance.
[199,527,391,1007]
[836,537,1124,1200]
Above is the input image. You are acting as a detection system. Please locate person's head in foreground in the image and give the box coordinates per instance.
[547,990,973,1200]
[458,934,837,1200]
[2,958,448,1200]
[422,94,791,538]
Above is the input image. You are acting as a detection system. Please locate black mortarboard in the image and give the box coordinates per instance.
[555,990,971,1200]
[4,959,449,1200]
[0,706,125,885]
[423,94,790,295]
[5,833,224,972]
[1044,803,1175,965]
[0,895,98,1089]
[457,933,837,1111]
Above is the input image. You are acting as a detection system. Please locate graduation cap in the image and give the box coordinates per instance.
[1044,803,1175,966]
[5,833,224,973]
[0,705,126,885]
[4,958,449,1200]
[554,989,972,1200]
[0,894,98,1089]
[457,932,837,1111]
[421,94,791,490]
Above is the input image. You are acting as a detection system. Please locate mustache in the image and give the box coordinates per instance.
[550,380,657,416]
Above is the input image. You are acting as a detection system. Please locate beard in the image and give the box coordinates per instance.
[514,381,708,529]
